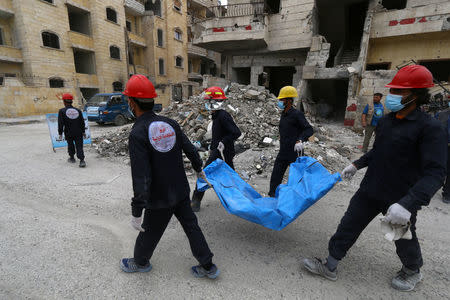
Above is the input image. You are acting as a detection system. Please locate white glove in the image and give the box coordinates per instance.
[342,164,357,180]
[130,216,145,232]
[384,203,411,225]
[294,141,304,153]
[217,142,225,152]
[57,135,63,141]
[83,133,87,139]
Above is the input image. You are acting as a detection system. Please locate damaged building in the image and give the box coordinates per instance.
[192,0,450,127]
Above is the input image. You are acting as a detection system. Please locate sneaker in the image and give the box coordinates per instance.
[391,267,422,292]
[79,160,86,168]
[302,257,338,281]
[68,157,76,163]
[191,198,201,212]
[191,264,220,279]
[120,258,152,273]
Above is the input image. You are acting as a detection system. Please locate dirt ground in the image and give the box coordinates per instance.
[0,122,449,299]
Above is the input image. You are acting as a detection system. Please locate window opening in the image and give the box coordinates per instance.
[365,63,391,70]
[126,21,132,32]
[159,58,165,75]
[145,0,162,17]
[176,56,183,68]
[174,29,182,41]
[42,31,60,49]
[110,46,120,59]
[174,0,182,12]
[49,78,64,88]
[106,7,117,23]
[157,29,163,47]
[381,0,407,10]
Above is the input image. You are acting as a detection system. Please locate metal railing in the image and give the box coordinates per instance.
[206,2,265,19]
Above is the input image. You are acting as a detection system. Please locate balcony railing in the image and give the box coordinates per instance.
[204,2,265,20]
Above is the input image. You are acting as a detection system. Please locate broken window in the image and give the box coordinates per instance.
[419,60,450,82]
[366,62,391,70]
[49,77,64,88]
[0,27,4,45]
[42,31,60,49]
[173,0,182,13]
[159,58,165,75]
[174,29,182,41]
[110,46,120,59]
[106,7,117,23]
[126,21,132,32]
[157,29,163,47]
[381,0,407,10]
[68,5,91,35]
[145,0,162,17]
[112,81,123,92]
[175,56,183,68]
[73,49,96,74]
[265,0,281,14]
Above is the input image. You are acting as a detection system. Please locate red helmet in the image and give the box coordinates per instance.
[123,74,157,99]
[204,86,227,100]
[62,93,73,101]
[385,65,434,89]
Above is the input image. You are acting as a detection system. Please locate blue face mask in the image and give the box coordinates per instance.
[277,101,285,110]
[385,94,405,112]
[205,103,211,111]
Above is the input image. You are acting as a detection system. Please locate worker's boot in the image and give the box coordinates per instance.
[191,264,220,279]
[79,160,86,168]
[120,258,152,273]
[302,257,338,281]
[68,157,76,163]
[191,197,201,212]
[391,266,422,292]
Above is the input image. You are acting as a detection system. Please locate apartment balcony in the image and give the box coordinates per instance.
[0,0,14,17]
[75,73,98,88]
[0,45,23,63]
[125,0,145,16]
[192,2,267,51]
[188,72,203,82]
[128,32,146,47]
[188,43,207,58]
[190,0,212,8]
[370,2,450,38]
[193,19,267,51]
[65,0,90,11]
[68,31,94,51]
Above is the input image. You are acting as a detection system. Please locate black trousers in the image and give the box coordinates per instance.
[66,136,84,160]
[268,155,295,197]
[328,189,423,271]
[134,198,213,266]
[442,146,450,198]
[192,149,235,202]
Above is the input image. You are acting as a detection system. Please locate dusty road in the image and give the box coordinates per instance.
[0,122,449,299]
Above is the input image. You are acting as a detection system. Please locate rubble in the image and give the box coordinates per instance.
[92,83,362,178]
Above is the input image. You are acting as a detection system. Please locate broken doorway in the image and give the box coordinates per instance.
[265,66,296,96]
[305,79,349,121]
[316,0,368,67]
[232,67,251,85]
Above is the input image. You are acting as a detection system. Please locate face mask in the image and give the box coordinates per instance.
[205,103,211,111]
[128,104,136,118]
[206,100,223,111]
[386,93,415,112]
[277,101,285,110]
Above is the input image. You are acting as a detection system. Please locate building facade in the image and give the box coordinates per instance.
[0,0,196,117]
[192,0,450,126]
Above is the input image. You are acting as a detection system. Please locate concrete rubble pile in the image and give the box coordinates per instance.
[93,83,361,178]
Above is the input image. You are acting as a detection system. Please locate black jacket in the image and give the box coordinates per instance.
[129,111,203,217]
[58,105,85,138]
[211,109,241,156]
[354,109,447,212]
[278,107,313,160]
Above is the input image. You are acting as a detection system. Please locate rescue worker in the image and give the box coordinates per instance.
[57,93,86,168]
[119,75,219,279]
[190,86,241,212]
[302,65,447,292]
[361,93,384,153]
[268,86,313,197]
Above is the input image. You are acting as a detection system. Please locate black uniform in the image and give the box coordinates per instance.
[436,108,450,200]
[129,111,213,266]
[58,105,85,160]
[268,107,313,196]
[329,109,446,271]
[192,109,241,202]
